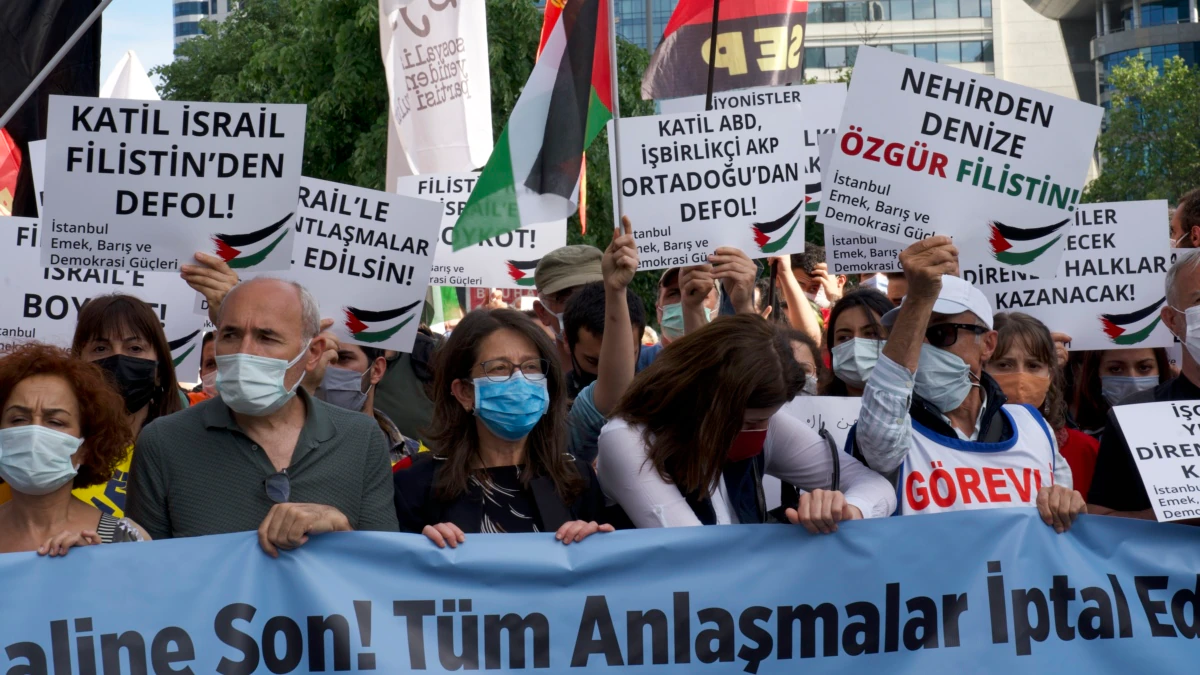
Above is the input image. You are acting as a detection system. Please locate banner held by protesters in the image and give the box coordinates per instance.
[818,47,1102,279]
[610,104,812,269]
[41,96,307,274]
[396,173,567,290]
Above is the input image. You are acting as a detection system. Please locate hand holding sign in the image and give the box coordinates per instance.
[900,235,959,302]
[1036,484,1087,534]
[710,247,757,315]
[787,489,863,535]
[181,251,239,326]
[603,216,638,292]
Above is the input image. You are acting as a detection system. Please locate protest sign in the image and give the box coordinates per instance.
[766,396,863,509]
[610,105,812,269]
[658,83,846,215]
[395,173,567,288]
[966,200,1173,351]
[41,96,306,273]
[816,125,903,275]
[28,139,45,214]
[1,511,1198,673]
[1112,401,1200,522]
[0,218,210,375]
[818,47,1102,279]
[280,177,442,353]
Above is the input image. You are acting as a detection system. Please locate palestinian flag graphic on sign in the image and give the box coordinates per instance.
[344,300,422,344]
[451,0,611,251]
[804,181,821,214]
[752,198,805,254]
[642,0,808,101]
[988,218,1070,266]
[506,259,541,287]
[168,330,203,368]
[1101,299,1166,346]
[213,212,293,270]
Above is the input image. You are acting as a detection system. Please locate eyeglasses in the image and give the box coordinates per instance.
[264,470,290,504]
[925,323,988,349]
[477,358,549,382]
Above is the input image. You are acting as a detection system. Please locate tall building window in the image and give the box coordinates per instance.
[174,21,202,37]
[935,0,959,18]
[892,0,915,19]
[959,0,982,17]
[914,0,936,19]
[914,42,937,60]
[174,2,209,17]
[936,41,961,62]
[806,47,826,67]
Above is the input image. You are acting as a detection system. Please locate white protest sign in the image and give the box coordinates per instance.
[968,200,1173,351]
[826,228,903,275]
[1112,401,1200,522]
[658,83,846,216]
[610,105,812,269]
[818,47,1102,279]
[764,396,863,510]
[0,218,211,376]
[41,96,306,273]
[394,173,567,289]
[281,177,442,353]
[28,140,45,215]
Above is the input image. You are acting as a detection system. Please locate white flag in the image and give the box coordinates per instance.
[379,0,493,183]
[100,51,160,101]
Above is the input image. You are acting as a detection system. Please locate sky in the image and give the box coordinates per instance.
[99,0,175,88]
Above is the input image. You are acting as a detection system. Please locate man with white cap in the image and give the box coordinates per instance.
[850,237,1084,531]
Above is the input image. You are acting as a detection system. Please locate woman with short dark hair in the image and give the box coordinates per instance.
[824,288,894,396]
[393,309,610,546]
[598,315,895,533]
[0,343,148,555]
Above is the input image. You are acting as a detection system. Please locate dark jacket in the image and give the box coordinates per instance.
[392,453,607,534]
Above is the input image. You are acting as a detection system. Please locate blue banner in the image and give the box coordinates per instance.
[1,509,1197,673]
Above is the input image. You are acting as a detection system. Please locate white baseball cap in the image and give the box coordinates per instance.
[881,275,993,329]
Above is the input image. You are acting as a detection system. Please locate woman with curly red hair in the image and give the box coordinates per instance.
[0,343,150,555]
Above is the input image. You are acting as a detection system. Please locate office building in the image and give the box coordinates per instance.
[174,0,235,46]
[1023,0,1199,105]
[613,0,678,50]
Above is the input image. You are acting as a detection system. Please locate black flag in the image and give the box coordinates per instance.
[0,0,103,218]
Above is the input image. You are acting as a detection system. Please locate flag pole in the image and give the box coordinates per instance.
[0,0,116,130]
[704,0,722,112]
[607,0,625,223]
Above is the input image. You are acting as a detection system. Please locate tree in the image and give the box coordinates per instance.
[155,0,664,316]
[1083,56,1200,204]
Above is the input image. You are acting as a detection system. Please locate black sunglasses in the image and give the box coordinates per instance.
[925,323,988,349]
[264,470,290,504]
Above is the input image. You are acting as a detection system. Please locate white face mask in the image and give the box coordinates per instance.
[0,426,83,495]
[801,374,819,396]
[1100,375,1158,405]
[832,338,883,388]
[914,344,977,413]
[805,285,831,309]
[200,371,217,398]
[216,340,311,416]
[1170,304,1200,362]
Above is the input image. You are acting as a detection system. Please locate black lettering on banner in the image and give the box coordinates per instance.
[1079,586,1116,640]
[694,608,735,664]
[626,610,669,666]
[393,600,435,670]
[571,596,624,667]
[483,612,549,670]
[306,615,350,671]
[1135,576,1178,638]
[150,627,195,675]
[99,630,146,674]
[1011,588,1050,656]
[215,604,259,675]
[261,616,303,673]
[777,602,838,659]
[736,606,774,674]
[1049,576,1077,642]
[842,601,880,656]
[436,601,478,671]
[1171,577,1200,639]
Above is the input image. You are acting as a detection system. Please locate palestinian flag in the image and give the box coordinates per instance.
[451,0,611,251]
[344,300,422,344]
[212,212,293,270]
[0,129,20,216]
[804,181,821,214]
[538,0,589,236]
[1101,299,1166,346]
[988,218,1070,267]
[168,330,203,368]
[752,197,805,254]
[506,258,541,287]
[642,0,808,101]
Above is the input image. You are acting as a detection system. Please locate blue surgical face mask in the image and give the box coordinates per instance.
[216,340,311,417]
[832,338,883,388]
[0,426,83,496]
[914,344,978,413]
[659,303,713,341]
[474,376,550,441]
[1101,375,1158,406]
[316,365,371,412]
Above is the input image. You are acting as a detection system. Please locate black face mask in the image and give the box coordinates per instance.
[95,354,158,413]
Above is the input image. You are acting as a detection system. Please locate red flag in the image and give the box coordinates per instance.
[538,0,565,56]
[642,0,808,100]
[0,129,21,217]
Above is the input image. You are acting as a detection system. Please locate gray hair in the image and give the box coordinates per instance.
[218,277,322,340]
[1166,249,1200,307]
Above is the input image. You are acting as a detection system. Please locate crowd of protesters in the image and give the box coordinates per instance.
[1,187,1197,556]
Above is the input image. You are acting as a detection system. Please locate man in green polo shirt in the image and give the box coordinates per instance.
[126,278,398,555]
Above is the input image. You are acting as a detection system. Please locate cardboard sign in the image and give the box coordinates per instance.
[609,105,813,269]
[968,200,1173,351]
[28,139,45,215]
[394,173,566,289]
[1112,401,1200,522]
[280,177,442,353]
[41,96,307,273]
[0,218,211,377]
[818,47,1102,279]
[658,83,846,216]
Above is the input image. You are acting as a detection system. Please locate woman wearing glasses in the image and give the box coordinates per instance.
[393,309,611,547]
[597,315,895,532]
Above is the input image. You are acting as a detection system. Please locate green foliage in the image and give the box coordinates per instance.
[1083,56,1200,204]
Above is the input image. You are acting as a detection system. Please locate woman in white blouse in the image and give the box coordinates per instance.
[597,315,895,532]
